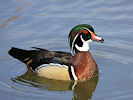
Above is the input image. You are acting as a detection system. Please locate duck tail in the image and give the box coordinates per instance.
[8,47,34,65]
[8,47,55,71]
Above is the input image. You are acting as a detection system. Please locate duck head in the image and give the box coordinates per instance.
[69,24,104,56]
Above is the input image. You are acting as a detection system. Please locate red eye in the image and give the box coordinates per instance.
[83,30,88,34]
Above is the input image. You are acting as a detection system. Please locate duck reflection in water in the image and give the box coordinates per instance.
[11,70,98,100]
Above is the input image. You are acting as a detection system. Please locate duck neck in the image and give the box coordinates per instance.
[75,41,90,52]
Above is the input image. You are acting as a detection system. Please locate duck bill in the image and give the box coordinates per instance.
[91,33,104,43]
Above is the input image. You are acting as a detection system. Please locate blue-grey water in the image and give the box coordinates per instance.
[0,0,133,100]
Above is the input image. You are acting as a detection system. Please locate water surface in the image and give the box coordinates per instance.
[0,0,133,100]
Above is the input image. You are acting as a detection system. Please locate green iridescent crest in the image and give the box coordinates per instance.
[68,24,94,49]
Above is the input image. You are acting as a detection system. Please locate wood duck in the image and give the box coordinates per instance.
[8,24,104,81]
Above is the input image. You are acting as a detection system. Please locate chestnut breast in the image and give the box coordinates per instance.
[72,51,99,80]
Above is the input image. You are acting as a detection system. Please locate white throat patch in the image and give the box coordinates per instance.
[75,35,92,52]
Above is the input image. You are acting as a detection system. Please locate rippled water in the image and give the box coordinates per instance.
[0,0,133,100]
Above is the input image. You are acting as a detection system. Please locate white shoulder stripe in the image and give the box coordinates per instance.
[70,66,78,80]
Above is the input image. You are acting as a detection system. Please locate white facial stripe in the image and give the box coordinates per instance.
[71,34,79,56]
[75,35,92,52]
[80,34,85,42]
[70,27,93,55]
[82,27,102,41]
